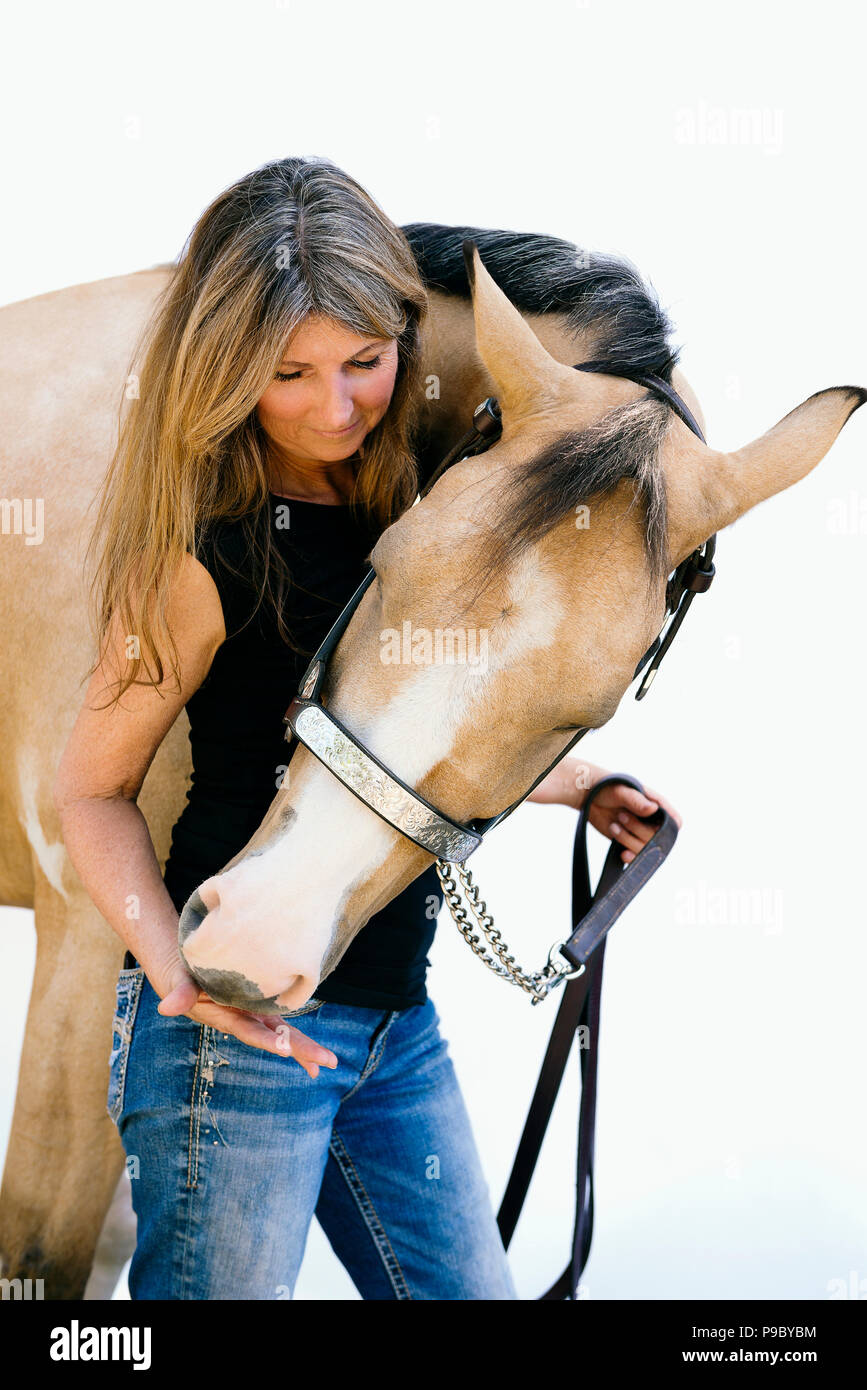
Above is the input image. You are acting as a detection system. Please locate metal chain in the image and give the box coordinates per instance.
[435,857,584,1005]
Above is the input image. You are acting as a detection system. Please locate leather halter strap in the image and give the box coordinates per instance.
[573,358,707,442]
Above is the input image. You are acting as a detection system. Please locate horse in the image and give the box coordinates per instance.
[0,224,861,1297]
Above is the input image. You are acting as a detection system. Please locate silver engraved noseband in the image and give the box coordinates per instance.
[286,679,483,862]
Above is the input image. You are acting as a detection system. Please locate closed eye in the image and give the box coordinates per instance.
[275,354,383,383]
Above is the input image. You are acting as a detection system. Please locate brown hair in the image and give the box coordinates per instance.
[86,155,429,707]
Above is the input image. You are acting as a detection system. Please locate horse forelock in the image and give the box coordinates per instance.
[457,395,672,606]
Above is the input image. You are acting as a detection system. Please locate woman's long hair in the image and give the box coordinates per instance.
[86,155,429,708]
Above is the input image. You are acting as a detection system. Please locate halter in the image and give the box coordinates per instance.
[282,360,715,872]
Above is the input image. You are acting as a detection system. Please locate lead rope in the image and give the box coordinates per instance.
[434,857,583,1004]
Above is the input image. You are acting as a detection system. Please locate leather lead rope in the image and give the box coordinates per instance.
[496,775,678,1299]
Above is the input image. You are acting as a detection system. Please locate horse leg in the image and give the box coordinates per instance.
[0,874,127,1299]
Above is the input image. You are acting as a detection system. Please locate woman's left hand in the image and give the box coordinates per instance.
[585,778,683,863]
[526,758,682,863]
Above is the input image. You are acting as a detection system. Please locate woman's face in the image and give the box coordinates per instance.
[257,315,400,465]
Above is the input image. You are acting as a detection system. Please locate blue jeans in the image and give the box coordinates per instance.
[108,966,518,1300]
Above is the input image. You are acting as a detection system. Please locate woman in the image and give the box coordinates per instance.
[53,156,681,1300]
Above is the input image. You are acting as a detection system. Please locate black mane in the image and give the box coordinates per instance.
[402,222,680,381]
[401,222,679,597]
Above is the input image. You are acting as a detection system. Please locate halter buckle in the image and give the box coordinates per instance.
[546,939,587,984]
[472,396,503,436]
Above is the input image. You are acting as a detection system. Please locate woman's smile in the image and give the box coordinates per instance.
[313,418,363,437]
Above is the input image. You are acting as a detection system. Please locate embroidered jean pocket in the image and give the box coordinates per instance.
[107,965,146,1125]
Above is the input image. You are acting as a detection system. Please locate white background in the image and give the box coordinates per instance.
[1,0,865,1301]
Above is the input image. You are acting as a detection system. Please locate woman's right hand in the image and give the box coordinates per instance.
[150,955,338,1080]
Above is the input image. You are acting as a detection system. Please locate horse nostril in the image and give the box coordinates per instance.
[177,887,209,949]
[197,877,221,915]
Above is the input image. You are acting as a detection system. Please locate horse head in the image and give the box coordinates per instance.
[177,243,864,1012]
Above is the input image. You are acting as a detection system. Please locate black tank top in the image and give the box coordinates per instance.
[162,491,443,1010]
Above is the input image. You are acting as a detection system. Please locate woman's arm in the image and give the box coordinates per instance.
[52,553,336,1077]
[525,756,606,811]
[56,790,192,996]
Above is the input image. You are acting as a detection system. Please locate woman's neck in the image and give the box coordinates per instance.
[267,448,361,504]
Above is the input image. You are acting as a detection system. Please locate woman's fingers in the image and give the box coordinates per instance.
[608,811,651,855]
[156,978,200,1016]
[640,784,683,829]
[273,1023,339,1081]
[610,779,683,831]
[620,785,660,817]
[610,782,683,834]
[206,1008,294,1056]
[153,961,340,1079]
[182,999,339,1079]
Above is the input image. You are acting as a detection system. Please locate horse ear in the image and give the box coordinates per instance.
[664,386,866,566]
[461,241,657,429]
[461,240,577,421]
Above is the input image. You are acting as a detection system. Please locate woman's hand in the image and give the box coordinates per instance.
[150,954,338,1080]
[526,757,683,863]
[585,778,682,863]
